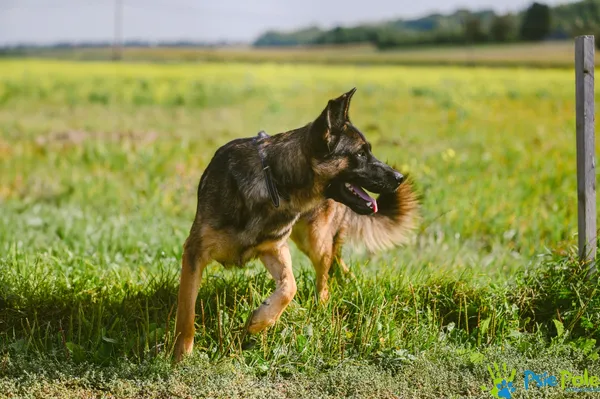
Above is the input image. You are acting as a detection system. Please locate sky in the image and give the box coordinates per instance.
[0,0,570,46]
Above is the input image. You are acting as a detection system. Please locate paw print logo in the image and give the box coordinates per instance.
[481,362,517,398]
[496,379,516,398]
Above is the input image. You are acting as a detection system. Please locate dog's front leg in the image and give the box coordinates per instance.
[246,243,297,334]
[290,219,336,303]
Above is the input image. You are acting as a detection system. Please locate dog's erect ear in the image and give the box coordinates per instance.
[314,88,357,152]
[326,87,356,128]
[340,87,357,120]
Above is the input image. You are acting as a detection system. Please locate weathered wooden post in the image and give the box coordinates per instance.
[575,35,596,273]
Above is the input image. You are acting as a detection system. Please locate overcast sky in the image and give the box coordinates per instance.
[0,0,570,45]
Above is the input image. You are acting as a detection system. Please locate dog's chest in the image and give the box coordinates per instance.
[212,210,300,268]
[236,205,297,247]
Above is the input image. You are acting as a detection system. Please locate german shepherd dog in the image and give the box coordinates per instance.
[174,88,418,362]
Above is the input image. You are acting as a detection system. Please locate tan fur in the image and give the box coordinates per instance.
[174,242,208,362]
[312,158,349,179]
[290,179,419,302]
[175,232,294,361]
[344,179,419,252]
[195,224,296,267]
[290,202,343,302]
[174,179,418,361]
[246,242,296,333]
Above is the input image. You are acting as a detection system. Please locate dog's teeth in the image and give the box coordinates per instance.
[345,183,351,189]
[366,202,372,207]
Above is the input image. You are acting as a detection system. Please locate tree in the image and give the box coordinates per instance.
[490,14,517,42]
[464,16,488,43]
[520,2,551,41]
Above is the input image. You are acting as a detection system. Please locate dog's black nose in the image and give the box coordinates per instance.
[393,171,404,184]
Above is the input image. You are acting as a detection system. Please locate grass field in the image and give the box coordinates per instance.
[8,41,600,68]
[1,58,599,398]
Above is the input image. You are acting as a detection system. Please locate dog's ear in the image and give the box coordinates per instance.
[314,88,357,152]
[326,87,356,128]
[340,87,357,120]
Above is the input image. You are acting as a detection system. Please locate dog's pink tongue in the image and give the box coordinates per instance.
[351,184,378,213]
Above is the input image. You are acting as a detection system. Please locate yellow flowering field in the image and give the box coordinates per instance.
[0,59,582,271]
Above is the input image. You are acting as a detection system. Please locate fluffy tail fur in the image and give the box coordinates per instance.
[345,177,420,253]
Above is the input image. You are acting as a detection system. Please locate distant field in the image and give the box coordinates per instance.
[7,41,599,68]
[1,59,599,398]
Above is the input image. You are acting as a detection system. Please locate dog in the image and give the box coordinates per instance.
[173,88,419,362]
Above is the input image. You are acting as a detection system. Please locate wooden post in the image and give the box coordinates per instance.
[575,35,596,272]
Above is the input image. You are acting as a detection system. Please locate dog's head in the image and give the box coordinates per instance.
[311,88,404,215]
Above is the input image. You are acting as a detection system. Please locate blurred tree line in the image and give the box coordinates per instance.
[254,0,600,49]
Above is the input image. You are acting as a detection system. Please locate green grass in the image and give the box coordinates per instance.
[1,59,599,398]
[7,41,600,68]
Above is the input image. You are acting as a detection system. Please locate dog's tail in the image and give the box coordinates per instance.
[345,177,420,253]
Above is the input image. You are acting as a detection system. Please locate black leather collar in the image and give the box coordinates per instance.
[253,131,280,208]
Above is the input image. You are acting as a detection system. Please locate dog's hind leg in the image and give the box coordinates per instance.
[246,243,297,334]
[331,257,350,275]
[329,230,353,278]
[174,241,208,363]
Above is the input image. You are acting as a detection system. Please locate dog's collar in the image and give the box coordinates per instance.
[253,130,280,208]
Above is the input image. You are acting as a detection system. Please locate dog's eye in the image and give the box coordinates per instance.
[357,150,366,158]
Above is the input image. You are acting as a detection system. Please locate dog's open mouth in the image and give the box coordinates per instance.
[344,183,378,213]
